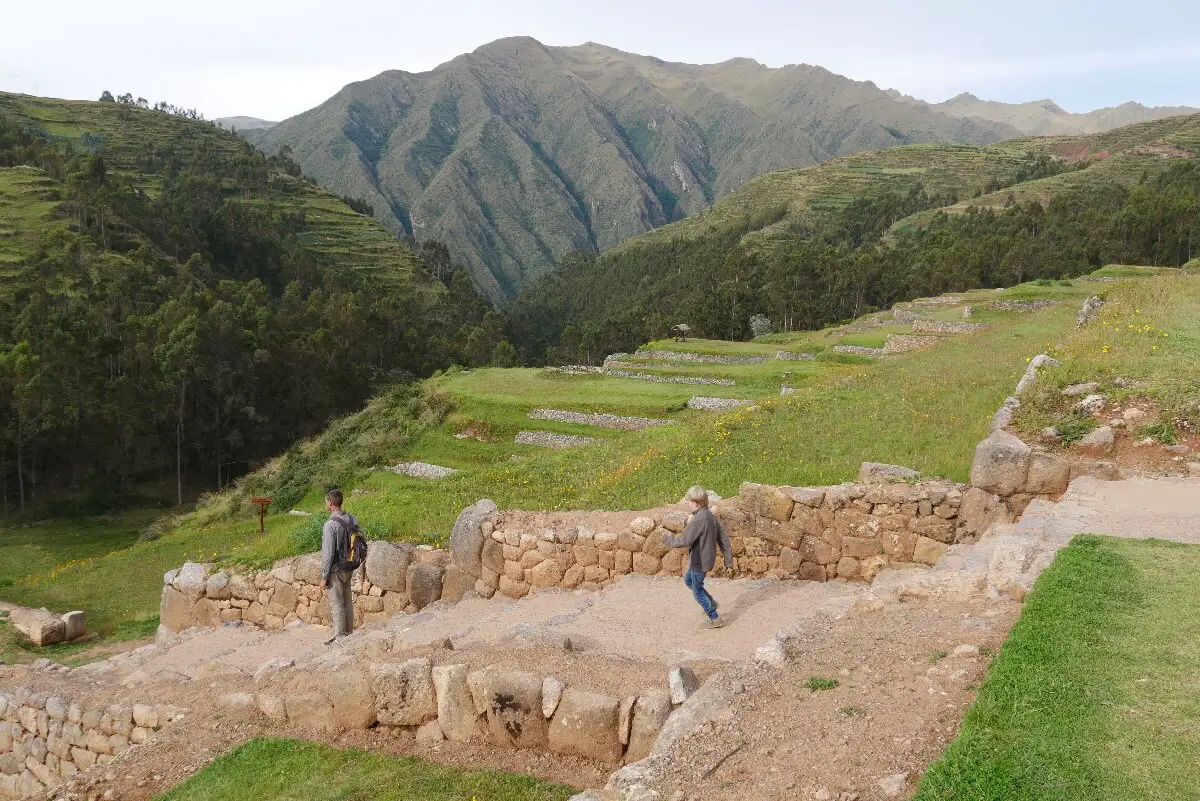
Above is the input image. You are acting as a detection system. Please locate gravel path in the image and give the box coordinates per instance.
[529,408,671,431]
[514,431,600,448]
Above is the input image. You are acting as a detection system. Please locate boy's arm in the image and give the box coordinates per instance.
[716,517,734,569]
[662,517,701,550]
[321,519,337,586]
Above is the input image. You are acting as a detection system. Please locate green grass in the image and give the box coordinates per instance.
[156,738,574,801]
[805,677,840,692]
[0,509,161,588]
[915,536,1200,801]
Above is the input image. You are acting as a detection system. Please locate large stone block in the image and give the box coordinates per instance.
[267,581,297,617]
[913,537,948,565]
[432,664,480,742]
[173,561,209,598]
[548,690,622,762]
[799,535,839,565]
[365,541,415,592]
[285,691,335,733]
[1070,460,1120,482]
[9,608,65,646]
[529,558,564,588]
[481,539,506,575]
[228,574,258,601]
[440,564,475,602]
[158,586,194,632]
[841,536,883,558]
[714,505,754,539]
[754,517,801,550]
[858,462,920,484]
[205,572,231,600]
[406,562,446,609]
[449,500,498,579]
[371,659,436,726]
[481,669,547,749]
[970,430,1031,496]
[738,483,795,522]
[909,516,955,544]
[881,528,918,562]
[626,689,672,764]
[1026,451,1071,494]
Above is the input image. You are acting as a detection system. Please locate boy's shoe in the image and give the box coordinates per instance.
[704,617,724,629]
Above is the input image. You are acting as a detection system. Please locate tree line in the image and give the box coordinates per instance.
[0,109,513,514]
[506,160,1200,363]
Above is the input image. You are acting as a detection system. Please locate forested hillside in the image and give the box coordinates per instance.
[0,93,508,514]
[506,115,1200,363]
[248,37,1020,303]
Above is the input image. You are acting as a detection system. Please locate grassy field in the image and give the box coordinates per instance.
[8,271,1195,658]
[915,536,1200,801]
[156,739,575,801]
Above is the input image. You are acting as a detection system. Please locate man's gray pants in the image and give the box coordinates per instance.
[328,568,354,636]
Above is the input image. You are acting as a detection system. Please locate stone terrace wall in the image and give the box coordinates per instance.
[247,656,687,765]
[161,475,1023,632]
[455,479,1010,598]
[0,689,169,800]
[911,320,990,334]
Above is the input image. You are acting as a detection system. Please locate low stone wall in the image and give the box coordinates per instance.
[248,657,684,764]
[832,345,886,357]
[453,479,1002,598]
[884,334,942,354]
[0,689,169,799]
[911,320,990,334]
[985,300,1061,313]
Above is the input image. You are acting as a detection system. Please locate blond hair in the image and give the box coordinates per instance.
[685,485,709,507]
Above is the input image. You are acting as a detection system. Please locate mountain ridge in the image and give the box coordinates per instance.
[247,36,1022,303]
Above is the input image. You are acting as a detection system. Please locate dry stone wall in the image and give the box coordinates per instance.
[250,656,679,764]
[911,320,990,334]
[0,689,169,800]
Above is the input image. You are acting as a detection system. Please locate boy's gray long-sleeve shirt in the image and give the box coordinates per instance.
[321,510,357,584]
[662,507,733,572]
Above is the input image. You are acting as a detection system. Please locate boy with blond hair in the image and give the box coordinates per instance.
[662,485,733,628]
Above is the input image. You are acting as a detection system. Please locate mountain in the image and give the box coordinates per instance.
[215,115,278,131]
[893,91,1200,137]
[505,113,1200,362]
[247,37,1021,304]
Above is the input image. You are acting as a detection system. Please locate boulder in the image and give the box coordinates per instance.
[294,553,324,585]
[1062,382,1100,397]
[913,537,948,565]
[481,669,547,749]
[448,499,498,579]
[267,581,297,617]
[9,608,65,646]
[432,664,480,742]
[60,610,86,641]
[284,691,335,733]
[371,658,437,726]
[738,483,794,522]
[364,541,415,592]
[626,690,672,763]
[440,564,475,602]
[858,462,920,484]
[406,562,446,610]
[529,558,564,587]
[332,668,377,730]
[1076,425,1115,456]
[548,689,623,762]
[416,719,445,744]
[970,430,1031,496]
[158,586,194,632]
[1076,393,1107,414]
[784,487,826,507]
[205,572,231,600]
[1026,451,1071,495]
[228,574,258,601]
[175,562,209,598]
[668,665,699,705]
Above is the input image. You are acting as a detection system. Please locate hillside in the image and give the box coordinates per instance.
[924,92,1199,137]
[215,116,278,131]
[505,113,1200,362]
[0,92,496,513]
[246,37,1020,303]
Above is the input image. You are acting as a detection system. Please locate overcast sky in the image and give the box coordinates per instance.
[3,0,1198,121]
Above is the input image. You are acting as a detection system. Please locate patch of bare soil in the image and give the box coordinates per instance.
[643,596,1020,801]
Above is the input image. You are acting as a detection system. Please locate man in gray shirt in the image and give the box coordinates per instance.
[662,485,734,628]
[321,488,358,644]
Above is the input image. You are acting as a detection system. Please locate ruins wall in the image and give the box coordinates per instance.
[0,689,168,800]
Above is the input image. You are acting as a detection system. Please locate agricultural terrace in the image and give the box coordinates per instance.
[3,269,1197,657]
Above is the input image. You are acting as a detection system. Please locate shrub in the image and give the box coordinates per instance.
[805,676,839,692]
[289,513,328,554]
[749,313,773,338]
[1138,421,1177,445]
[1057,414,1098,445]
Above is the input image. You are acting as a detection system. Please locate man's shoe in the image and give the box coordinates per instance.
[704,617,724,629]
[324,636,338,646]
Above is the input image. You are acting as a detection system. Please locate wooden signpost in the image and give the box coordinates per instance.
[250,497,272,535]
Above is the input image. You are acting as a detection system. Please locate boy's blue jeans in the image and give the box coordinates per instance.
[683,568,718,620]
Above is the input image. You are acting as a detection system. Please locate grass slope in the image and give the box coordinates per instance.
[0,92,425,288]
[915,536,1200,801]
[156,738,574,801]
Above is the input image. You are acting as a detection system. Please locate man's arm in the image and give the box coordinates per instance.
[321,519,337,586]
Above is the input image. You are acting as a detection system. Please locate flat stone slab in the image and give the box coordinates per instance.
[529,409,670,431]
[687,397,752,410]
[378,462,460,479]
[515,431,600,448]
